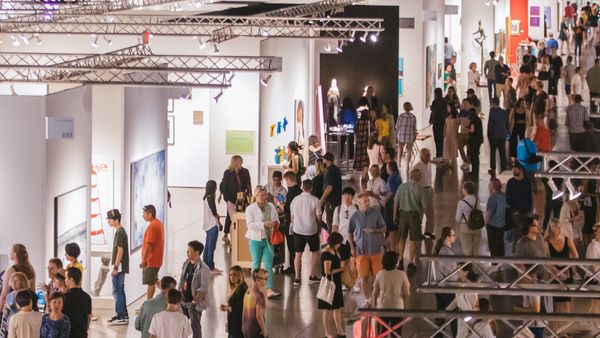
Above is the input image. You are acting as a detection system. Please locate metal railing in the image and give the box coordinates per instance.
[535,151,600,179]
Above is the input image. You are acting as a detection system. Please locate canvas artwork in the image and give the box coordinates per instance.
[130,150,166,253]
[55,185,88,268]
[437,63,442,80]
[91,159,114,252]
[226,130,255,154]
[425,44,436,108]
[511,20,521,35]
[294,100,305,147]
[167,115,175,145]
[544,6,551,30]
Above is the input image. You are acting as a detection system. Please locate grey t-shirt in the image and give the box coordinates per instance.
[515,235,548,280]
[348,208,386,256]
[564,64,577,85]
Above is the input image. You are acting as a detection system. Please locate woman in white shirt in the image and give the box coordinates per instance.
[558,194,584,244]
[245,186,281,299]
[372,251,410,336]
[467,62,481,92]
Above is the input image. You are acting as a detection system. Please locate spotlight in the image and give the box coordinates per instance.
[464,316,472,323]
[194,1,203,8]
[213,43,220,54]
[260,74,272,87]
[19,34,29,45]
[324,43,331,52]
[104,36,113,46]
[566,179,581,200]
[336,41,343,53]
[10,35,19,47]
[198,38,206,49]
[90,34,98,48]
[212,89,223,103]
[359,32,368,43]
[227,72,235,84]
[370,32,379,42]
[485,0,491,6]
[34,34,42,45]
[349,31,355,42]
[261,29,269,37]
[547,180,564,200]
[492,0,499,5]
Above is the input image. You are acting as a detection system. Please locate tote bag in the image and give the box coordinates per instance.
[316,276,336,305]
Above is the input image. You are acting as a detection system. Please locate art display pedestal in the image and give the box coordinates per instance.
[231,212,253,269]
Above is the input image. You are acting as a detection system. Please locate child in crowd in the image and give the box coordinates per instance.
[203,180,223,274]
[148,289,191,338]
[8,290,43,338]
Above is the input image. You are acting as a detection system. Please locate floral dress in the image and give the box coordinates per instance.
[353,119,372,171]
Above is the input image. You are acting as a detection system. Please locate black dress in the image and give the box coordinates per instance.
[318,250,344,310]
[548,237,571,302]
[227,282,248,338]
[582,180,597,235]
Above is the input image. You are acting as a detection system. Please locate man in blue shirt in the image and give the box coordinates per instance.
[135,276,178,338]
[487,97,509,177]
[517,127,541,174]
[546,32,559,55]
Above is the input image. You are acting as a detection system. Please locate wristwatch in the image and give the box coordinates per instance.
[113,265,119,270]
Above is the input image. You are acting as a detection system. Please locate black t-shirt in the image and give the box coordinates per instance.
[468,112,483,145]
[182,262,196,302]
[112,227,129,273]
[284,185,302,224]
[63,288,92,338]
[494,64,510,84]
[323,164,342,207]
[311,175,324,199]
[551,56,563,77]
[532,91,548,115]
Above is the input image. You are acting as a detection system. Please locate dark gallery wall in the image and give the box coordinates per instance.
[320,5,399,118]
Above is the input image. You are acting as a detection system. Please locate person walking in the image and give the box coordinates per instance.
[430,88,447,160]
[62,267,92,338]
[282,171,302,274]
[586,58,600,113]
[245,186,281,299]
[396,102,417,172]
[559,16,570,56]
[242,269,268,338]
[444,37,455,67]
[106,209,129,325]
[411,148,435,240]
[508,98,531,161]
[179,241,210,338]
[318,232,345,338]
[202,181,222,274]
[484,52,498,101]
[148,289,192,338]
[219,266,247,338]
[443,102,459,167]
[486,178,506,258]
[494,56,510,101]
[353,108,372,174]
[506,163,533,250]
[548,48,563,97]
[290,179,322,286]
[563,56,577,105]
[372,251,410,336]
[487,97,509,177]
[140,205,164,301]
[456,181,481,256]
[565,94,589,150]
[135,276,178,338]
[467,101,484,178]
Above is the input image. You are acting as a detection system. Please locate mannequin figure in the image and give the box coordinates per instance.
[327,79,340,127]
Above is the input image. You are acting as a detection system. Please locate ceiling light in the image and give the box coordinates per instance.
[213,43,220,54]
[212,89,223,103]
[197,37,206,49]
[349,31,355,42]
[260,74,272,87]
[194,1,203,8]
[261,30,269,37]
[227,72,235,84]
[324,43,331,52]
[11,36,19,47]
[547,180,564,200]
[336,41,343,53]
[565,179,581,200]
[485,0,491,5]
[359,32,368,43]
[104,36,113,46]
[370,32,379,42]
[19,34,29,45]
[492,0,499,5]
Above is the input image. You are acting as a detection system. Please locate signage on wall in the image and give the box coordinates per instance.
[47,117,74,140]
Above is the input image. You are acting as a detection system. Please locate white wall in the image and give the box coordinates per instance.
[45,86,93,291]
[0,96,46,279]
[259,39,311,184]
[461,0,494,91]
[529,0,559,40]
[123,87,169,301]
[167,90,210,188]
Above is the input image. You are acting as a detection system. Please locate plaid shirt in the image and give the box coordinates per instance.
[565,103,589,133]
[395,111,417,143]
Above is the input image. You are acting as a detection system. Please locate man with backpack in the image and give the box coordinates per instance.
[455,181,484,256]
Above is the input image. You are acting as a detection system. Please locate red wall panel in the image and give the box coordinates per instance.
[509,0,529,64]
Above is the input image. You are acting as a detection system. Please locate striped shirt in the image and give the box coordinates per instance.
[395,111,417,143]
[565,103,589,133]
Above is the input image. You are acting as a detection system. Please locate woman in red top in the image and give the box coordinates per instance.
[533,113,552,152]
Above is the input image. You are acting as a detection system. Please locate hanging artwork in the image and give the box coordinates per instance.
[167,115,175,145]
[294,100,305,147]
[55,185,88,269]
[130,150,166,253]
[425,44,436,108]
[91,159,114,252]
[398,78,403,97]
[544,6,551,30]
[273,146,289,164]
[269,117,289,138]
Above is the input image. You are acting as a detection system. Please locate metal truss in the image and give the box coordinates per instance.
[420,255,600,297]
[535,151,600,179]
[358,309,600,338]
[0,44,282,87]
[0,0,181,17]
[0,15,384,39]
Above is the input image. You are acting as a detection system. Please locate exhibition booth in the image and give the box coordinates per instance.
[0,0,562,306]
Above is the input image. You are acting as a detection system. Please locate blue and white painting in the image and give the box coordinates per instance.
[55,185,88,270]
[130,150,166,252]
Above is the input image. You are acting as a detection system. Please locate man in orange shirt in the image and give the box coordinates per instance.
[533,114,552,152]
[140,204,164,300]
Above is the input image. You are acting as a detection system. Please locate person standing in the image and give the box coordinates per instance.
[40,292,71,338]
[64,243,83,273]
[283,171,302,275]
[63,267,92,338]
[393,168,426,272]
[179,241,210,338]
[7,291,42,338]
[318,233,345,338]
[430,88,447,160]
[565,94,590,150]
[265,171,287,205]
[106,209,129,325]
[487,97,509,177]
[494,56,510,101]
[546,32,559,56]
[38,258,63,312]
[443,103,459,167]
[548,49,563,97]
[467,101,483,179]
[202,180,222,274]
[220,155,253,246]
[358,85,378,111]
[467,62,481,92]
[433,227,462,338]
[444,37,455,67]
[484,52,498,101]
[456,181,481,256]
[586,224,600,314]
[365,165,386,208]
[563,56,577,104]
[290,179,322,286]
[506,163,533,250]
[504,77,517,112]
[349,193,386,305]
[148,289,192,338]
[565,2,575,28]
[140,205,164,301]
[586,58,600,113]
[372,251,410,336]
[245,186,280,299]
[320,152,342,232]
[242,269,268,338]
[287,141,305,184]
[411,148,435,240]
[219,266,247,338]
[396,102,417,172]
[0,244,36,316]
[332,187,358,268]
[486,178,506,258]
[559,16,570,56]
[135,276,178,338]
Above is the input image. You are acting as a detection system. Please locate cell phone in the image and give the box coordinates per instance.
[276,194,285,203]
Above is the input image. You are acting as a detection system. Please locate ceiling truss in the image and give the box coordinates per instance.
[0,0,182,16]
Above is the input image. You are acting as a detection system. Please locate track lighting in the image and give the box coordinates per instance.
[485,0,491,6]
[349,31,355,42]
[260,74,272,87]
[227,72,235,84]
[324,43,331,52]
[90,34,98,48]
[11,35,19,47]
[370,32,379,42]
[492,0,499,5]
[336,41,343,53]
[261,29,269,37]
[547,180,564,200]
[213,89,223,103]
[565,179,581,200]
[213,43,220,54]
[197,37,206,49]
[359,32,368,43]
[104,36,113,46]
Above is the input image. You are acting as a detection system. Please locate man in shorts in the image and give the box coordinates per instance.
[140,204,164,300]
[393,168,426,273]
[348,192,386,305]
[290,179,322,286]
[332,187,357,268]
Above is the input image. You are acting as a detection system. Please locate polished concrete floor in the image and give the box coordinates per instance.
[89,46,599,337]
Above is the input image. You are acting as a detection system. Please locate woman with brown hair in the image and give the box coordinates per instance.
[508,98,531,160]
[287,141,305,184]
[0,244,35,312]
[220,155,253,246]
[0,272,32,336]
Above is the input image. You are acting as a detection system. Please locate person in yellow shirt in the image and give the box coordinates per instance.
[373,109,390,145]
[65,243,84,272]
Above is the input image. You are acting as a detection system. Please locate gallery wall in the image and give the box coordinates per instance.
[509,0,529,64]
[319,5,399,121]
[528,0,559,40]
[45,86,93,291]
[0,96,46,279]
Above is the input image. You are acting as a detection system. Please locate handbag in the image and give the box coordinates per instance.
[341,269,357,290]
[317,276,336,305]
[270,222,285,246]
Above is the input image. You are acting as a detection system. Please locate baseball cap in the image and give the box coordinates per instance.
[106,209,121,220]
[323,152,335,161]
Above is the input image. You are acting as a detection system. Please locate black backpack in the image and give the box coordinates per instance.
[462,198,485,230]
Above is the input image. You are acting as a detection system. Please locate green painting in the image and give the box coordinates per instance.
[226,130,255,154]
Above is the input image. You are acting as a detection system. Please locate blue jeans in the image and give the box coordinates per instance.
[112,272,127,318]
[203,225,218,270]
[249,239,274,289]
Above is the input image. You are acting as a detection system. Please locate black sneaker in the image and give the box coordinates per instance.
[407,263,417,274]
[293,278,301,286]
[283,267,295,275]
[107,316,128,325]
[308,275,320,283]
[423,232,436,240]
[107,316,119,323]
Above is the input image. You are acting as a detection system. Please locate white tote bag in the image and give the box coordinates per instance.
[317,276,336,305]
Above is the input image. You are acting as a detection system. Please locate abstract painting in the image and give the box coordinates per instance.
[130,150,166,253]
[55,185,88,269]
[91,159,114,252]
[425,44,436,108]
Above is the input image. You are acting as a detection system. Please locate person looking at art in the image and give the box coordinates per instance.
[0,244,36,316]
[140,204,165,301]
[287,141,305,185]
[64,243,82,273]
[202,181,223,274]
[135,276,177,338]
[63,267,92,338]
[219,155,253,246]
[106,209,129,326]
